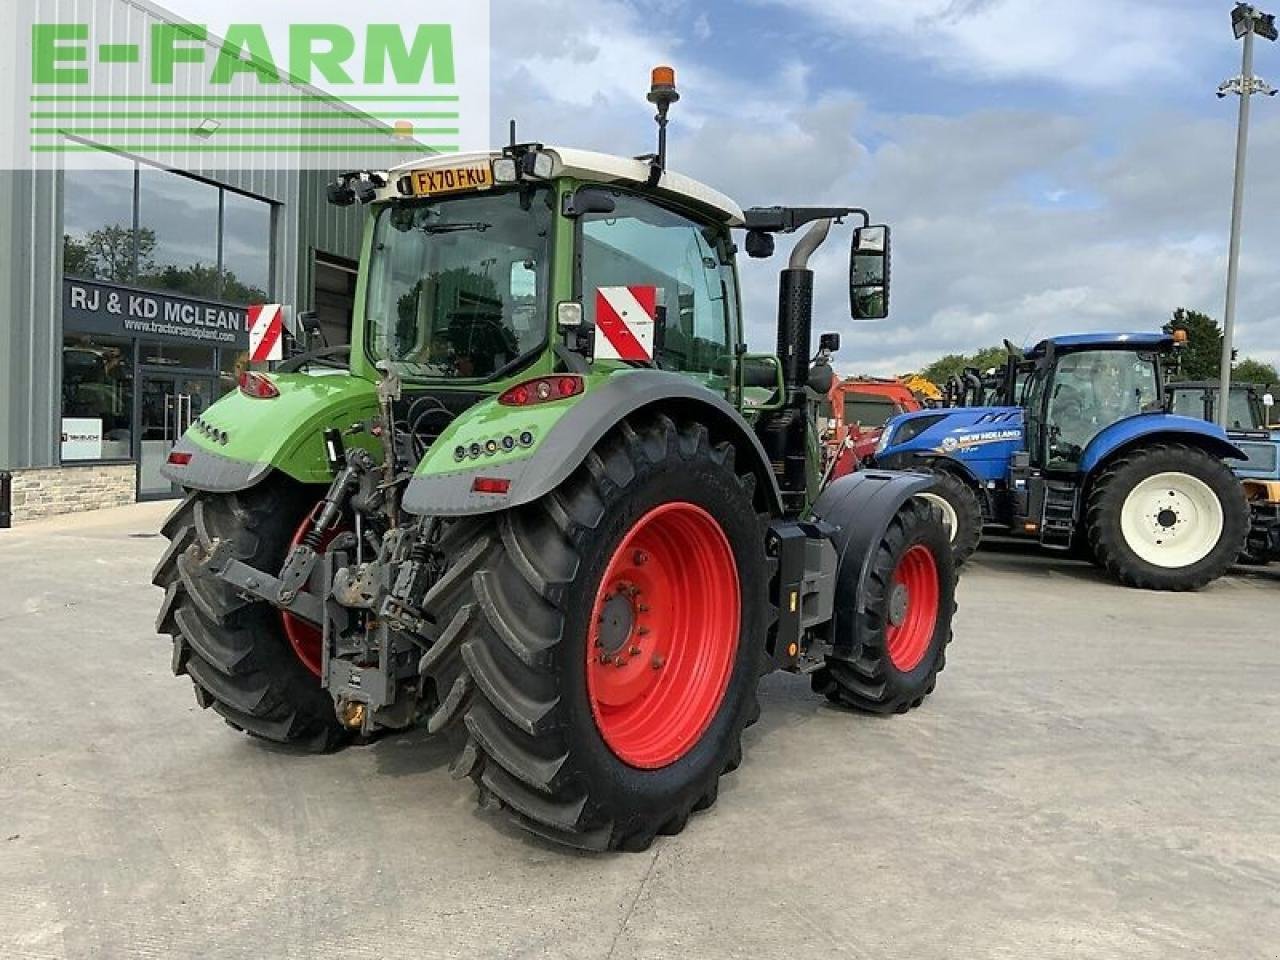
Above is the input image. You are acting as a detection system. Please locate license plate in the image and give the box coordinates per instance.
[406,163,493,197]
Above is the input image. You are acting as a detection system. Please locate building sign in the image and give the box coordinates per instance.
[60,417,103,460]
[63,278,250,348]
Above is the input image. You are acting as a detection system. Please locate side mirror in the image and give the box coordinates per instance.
[819,332,841,353]
[738,353,785,411]
[850,224,891,320]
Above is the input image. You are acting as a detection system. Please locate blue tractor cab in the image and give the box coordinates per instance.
[872,332,1251,591]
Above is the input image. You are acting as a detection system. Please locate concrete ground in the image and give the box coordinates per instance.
[1,503,1277,960]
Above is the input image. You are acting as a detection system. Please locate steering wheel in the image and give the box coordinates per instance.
[446,312,519,377]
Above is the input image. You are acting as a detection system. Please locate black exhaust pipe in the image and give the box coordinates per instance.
[777,268,814,396]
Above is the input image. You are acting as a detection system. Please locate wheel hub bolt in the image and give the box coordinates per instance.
[630,646,641,656]
[634,551,648,565]
[651,654,665,670]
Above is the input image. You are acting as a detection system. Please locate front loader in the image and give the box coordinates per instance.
[153,68,957,851]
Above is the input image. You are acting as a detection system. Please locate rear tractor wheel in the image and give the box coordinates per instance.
[418,413,768,851]
[812,498,956,714]
[153,479,349,751]
[1086,443,1249,591]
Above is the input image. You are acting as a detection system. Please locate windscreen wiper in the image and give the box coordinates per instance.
[419,222,492,235]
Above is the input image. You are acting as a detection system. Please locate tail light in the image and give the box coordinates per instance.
[498,375,584,407]
[472,477,512,495]
[167,451,193,466]
[238,371,280,399]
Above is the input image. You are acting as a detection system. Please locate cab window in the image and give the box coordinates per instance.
[1047,350,1161,468]
[580,194,736,376]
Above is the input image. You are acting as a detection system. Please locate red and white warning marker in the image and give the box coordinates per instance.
[594,286,657,362]
[248,304,285,363]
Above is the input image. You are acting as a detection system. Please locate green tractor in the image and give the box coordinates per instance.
[154,69,957,851]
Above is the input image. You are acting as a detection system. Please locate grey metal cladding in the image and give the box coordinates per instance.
[402,370,785,518]
[160,438,272,492]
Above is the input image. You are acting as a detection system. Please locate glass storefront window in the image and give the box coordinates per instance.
[218,348,250,398]
[139,342,217,370]
[61,334,134,461]
[137,168,221,299]
[222,191,272,304]
[63,152,138,283]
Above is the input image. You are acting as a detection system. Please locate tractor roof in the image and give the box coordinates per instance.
[385,147,745,225]
[1028,332,1174,356]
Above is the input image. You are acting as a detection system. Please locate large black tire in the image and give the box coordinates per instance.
[153,479,348,751]
[418,413,769,851]
[812,498,956,714]
[919,470,983,567]
[1086,442,1250,592]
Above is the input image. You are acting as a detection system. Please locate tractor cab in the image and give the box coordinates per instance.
[1166,380,1270,432]
[1021,333,1171,473]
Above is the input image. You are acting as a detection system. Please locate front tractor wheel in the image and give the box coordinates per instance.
[1086,443,1249,591]
[153,481,348,751]
[813,498,956,714]
[419,414,768,851]
[918,470,983,567]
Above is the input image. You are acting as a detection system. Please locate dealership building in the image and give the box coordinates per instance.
[0,0,430,522]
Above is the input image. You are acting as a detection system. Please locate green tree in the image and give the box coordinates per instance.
[919,345,1011,386]
[1168,308,1223,381]
[1233,357,1278,386]
[62,224,156,283]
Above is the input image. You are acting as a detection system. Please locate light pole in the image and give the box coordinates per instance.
[1217,3,1277,428]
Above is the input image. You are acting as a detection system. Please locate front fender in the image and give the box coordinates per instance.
[161,373,379,492]
[401,369,784,517]
[1079,414,1246,475]
[810,471,936,660]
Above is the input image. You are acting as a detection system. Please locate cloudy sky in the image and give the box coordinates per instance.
[485,0,1280,377]
[158,0,1280,375]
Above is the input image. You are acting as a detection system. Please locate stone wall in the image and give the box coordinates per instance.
[8,464,136,522]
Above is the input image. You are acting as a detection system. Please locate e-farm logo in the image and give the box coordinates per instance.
[13,5,489,170]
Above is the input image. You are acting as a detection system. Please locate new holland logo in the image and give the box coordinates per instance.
[937,429,1021,454]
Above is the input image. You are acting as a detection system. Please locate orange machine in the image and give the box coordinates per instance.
[823,378,926,480]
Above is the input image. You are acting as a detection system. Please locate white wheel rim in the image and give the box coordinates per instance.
[918,492,958,543]
[1118,472,1224,569]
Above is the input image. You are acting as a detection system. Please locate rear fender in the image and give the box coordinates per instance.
[810,471,937,660]
[1079,416,1246,476]
[401,369,784,517]
[160,373,380,493]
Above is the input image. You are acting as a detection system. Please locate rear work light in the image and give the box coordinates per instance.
[238,371,280,399]
[498,375,584,407]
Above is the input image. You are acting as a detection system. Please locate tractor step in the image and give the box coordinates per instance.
[1039,481,1077,549]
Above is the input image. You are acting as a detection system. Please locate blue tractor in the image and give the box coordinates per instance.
[870,332,1251,591]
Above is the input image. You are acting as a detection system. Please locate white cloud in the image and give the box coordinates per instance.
[750,0,1216,90]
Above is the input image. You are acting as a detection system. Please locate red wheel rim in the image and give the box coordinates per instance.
[586,502,740,770]
[884,544,940,673]
[280,509,343,679]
